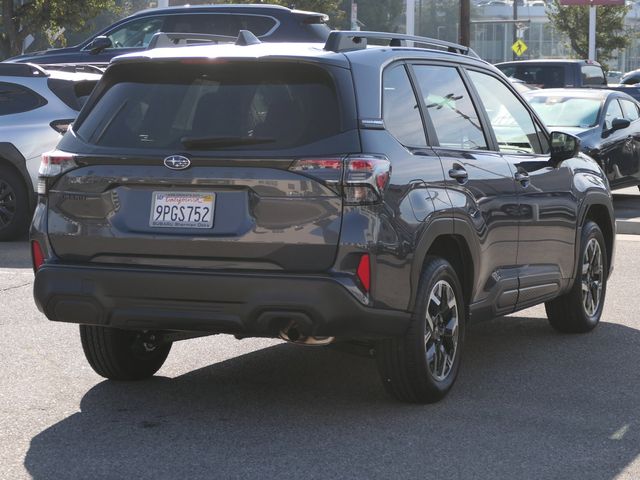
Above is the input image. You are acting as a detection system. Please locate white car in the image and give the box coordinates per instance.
[0,63,101,240]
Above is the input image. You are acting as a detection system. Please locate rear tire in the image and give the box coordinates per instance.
[0,165,29,241]
[80,325,172,380]
[376,256,465,403]
[545,220,607,333]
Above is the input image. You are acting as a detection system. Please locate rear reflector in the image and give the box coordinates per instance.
[31,240,45,271]
[356,254,371,293]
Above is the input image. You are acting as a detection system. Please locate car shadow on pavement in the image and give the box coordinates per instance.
[24,315,640,480]
[0,240,32,269]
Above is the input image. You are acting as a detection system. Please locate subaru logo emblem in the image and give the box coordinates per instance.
[163,155,191,170]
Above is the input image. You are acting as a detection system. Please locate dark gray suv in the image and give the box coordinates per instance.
[31,31,615,403]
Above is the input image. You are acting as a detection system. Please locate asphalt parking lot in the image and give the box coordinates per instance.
[1,191,640,480]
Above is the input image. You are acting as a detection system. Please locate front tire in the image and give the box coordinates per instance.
[80,325,172,380]
[545,220,607,333]
[376,257,465,403]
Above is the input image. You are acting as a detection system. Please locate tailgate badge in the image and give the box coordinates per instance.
[164,155,191,170]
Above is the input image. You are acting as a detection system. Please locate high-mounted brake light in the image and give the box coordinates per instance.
[38,150,77,195]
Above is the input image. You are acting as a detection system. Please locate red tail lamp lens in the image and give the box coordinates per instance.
[31,240,45,271]
[357,254,371,293]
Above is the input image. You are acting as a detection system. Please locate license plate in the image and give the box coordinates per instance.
[149,192,215,228]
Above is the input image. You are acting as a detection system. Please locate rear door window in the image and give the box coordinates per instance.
[498,65,565,88]
[76,62,342,152]
[412,65,487,150]
[382,64,427,147]
[165,14,277,37]
[0,82,47,115]
[47,78,99,111]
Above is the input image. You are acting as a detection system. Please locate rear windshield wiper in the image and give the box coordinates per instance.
[180,136,275,149]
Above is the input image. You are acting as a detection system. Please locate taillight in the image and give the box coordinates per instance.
[31,240,45,271]
[289,154,391,204]
[38,150,77,195]
[356,254,371,293]
[343,155,391,205]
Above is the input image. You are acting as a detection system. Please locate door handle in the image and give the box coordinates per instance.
[514,171,530,186]
[448,167,468,183]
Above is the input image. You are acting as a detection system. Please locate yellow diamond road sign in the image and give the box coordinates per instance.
[512,39,528,57]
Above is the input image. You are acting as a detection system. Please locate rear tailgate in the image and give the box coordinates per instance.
[46,59,358,272]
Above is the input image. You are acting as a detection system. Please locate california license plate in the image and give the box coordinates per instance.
[149,192,215,228]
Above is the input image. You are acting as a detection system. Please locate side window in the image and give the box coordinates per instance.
[0,82,47,116]
[620,99,640,121]
[166,14,276,37]
[581,65,606,86]
[105,17,165,49]
[467,70,543,154]
[413,65,487,150]
[382,64,427,147]
[604,99,624,130]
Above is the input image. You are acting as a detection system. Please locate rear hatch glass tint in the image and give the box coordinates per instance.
[76,62,342,152]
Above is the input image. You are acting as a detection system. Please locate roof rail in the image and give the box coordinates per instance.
[39,63,105,75]
[324,31,478,57]
[0,63,49,78]
[148,32,237,50]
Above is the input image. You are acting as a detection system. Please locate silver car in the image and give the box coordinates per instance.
[0,63,100,240]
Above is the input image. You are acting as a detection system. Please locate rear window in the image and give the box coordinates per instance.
[76,62,341,151]
[47,78,99,111]
[165,14,277,37]
[0,82,47,116]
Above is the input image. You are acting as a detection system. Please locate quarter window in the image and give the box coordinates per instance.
[382,64,427,147]
[467,70,543,154]
[620,99,640,121]
[412,65,487,150]
[0,82,47,116]
[604,99,623,130]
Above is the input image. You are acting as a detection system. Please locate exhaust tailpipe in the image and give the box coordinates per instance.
[279,321,334,346]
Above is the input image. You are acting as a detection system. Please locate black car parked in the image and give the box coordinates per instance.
[6,5,330,66]
[525,88,640,190]
[31,31,615,403]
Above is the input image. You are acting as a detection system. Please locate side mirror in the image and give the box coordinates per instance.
[550,131,581,163]
[610,117,631,132]
[86,36,112,54]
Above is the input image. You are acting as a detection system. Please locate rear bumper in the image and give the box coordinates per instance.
[33,264,410,338]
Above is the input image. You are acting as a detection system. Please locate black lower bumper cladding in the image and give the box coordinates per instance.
[33,264,410,338]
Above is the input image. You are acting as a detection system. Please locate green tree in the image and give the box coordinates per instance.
[546,0,630,65]
[0,0,120,59]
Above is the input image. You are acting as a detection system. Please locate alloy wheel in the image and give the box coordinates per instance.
[0,179,16,228]
[581,237,603,317]
[425,280,459,381]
